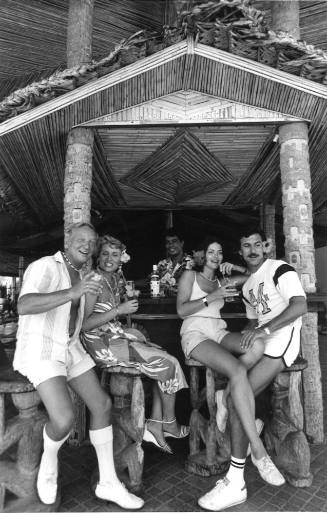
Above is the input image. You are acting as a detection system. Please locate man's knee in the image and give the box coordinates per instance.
[89,390,112,417]
[50,409,75,439]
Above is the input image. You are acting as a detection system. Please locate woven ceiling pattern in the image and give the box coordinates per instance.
[120,128,235,203]
[1,0,327,123]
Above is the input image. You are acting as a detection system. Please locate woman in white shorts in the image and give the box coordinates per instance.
[177,236,269,459]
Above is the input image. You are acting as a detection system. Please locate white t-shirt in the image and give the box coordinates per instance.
[242,259,306,328]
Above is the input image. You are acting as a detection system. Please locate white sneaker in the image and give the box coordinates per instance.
[198,477,247,511]
[36,454,58,505]
[95,481,144,510]
[251,454,285,486]
[247,418,264,457]
[215,389,228,433]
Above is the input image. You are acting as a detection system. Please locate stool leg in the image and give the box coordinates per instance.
[189,367,201,456]
[109,374,144,493]
[206,368,217,466]
[264,372,313,487]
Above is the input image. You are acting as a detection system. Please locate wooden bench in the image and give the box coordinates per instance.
[99,366,145,493]
[0,365,51,512]
[185,355,312,486]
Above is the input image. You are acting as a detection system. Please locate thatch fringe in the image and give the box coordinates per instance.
[1,0,327,124]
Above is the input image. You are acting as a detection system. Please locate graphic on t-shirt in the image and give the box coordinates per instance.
[248,282,272,315]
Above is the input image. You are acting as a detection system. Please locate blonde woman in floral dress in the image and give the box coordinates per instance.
[81,235,189,454]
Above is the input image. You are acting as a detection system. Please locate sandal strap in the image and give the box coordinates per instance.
[146,418,163,423]
[163,417,176,424]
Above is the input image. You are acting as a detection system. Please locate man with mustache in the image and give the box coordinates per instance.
[199,228,307,511]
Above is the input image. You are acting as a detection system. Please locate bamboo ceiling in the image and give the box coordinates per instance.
[1,0,327,259]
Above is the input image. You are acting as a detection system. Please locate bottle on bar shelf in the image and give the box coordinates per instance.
[150,265,160,297]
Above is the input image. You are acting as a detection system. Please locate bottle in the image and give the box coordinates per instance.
[150,265,160,297]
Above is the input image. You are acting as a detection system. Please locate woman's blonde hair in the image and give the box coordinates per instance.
[96,235,126,258]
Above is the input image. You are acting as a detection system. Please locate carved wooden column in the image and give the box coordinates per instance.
[64,127,94,229]
[272,0,323,446]
[279,122,324,443]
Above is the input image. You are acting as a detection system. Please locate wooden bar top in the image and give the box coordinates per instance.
[131,293,324,321]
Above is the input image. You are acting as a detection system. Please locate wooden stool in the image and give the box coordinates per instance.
[184,358,230,477]
[0,367,52,512]
[99,366,145,493]
[264,355,313,487]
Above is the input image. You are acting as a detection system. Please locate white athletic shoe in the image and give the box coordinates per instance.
[247,418,265,457]
[251,454,285,486]
[36,454,58,505]
[95,481,144,510]
[215,389,228,433]
[198,477,247,511]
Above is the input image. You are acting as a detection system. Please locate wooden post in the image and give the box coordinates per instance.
[271,1,300,40]
[260,203,276,258]
[18,257,24,293]
[279,122,324,443]
[64,127,94,230]
[67,0,95,68]
[272,0,323,445]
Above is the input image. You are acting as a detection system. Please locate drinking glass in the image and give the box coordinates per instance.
[221,275,239,302]
[126,280,135,298]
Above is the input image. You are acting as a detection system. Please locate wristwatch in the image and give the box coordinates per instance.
[202,296,209,307]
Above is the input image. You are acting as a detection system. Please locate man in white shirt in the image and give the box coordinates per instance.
[14,222,144,510]
[198,228,307,511]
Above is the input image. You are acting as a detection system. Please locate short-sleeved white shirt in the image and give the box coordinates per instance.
[242,259,306,328]
[13,251,85,371]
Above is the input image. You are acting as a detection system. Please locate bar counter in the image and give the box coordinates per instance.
[130,293,324,359]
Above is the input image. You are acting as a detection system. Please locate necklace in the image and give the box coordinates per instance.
[62,252,81,273]
[200,272,217,282]
[99,271,119,307]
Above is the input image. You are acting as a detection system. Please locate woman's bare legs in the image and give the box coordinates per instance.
[191,337,266,460]
[147,383,187,442]
[220,336,265,413]
[146,382,165,445]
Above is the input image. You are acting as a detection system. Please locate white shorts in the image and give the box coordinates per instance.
[180,317,229,358]
[17,337,95,388]
[264,324,300,367]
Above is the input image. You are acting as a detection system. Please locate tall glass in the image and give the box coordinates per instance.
[221,276,239,302]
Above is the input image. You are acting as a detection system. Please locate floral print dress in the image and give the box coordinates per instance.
[81,300,188,395]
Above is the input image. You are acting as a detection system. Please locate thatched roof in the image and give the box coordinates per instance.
[1,0,327,267]
[1,1,327,124]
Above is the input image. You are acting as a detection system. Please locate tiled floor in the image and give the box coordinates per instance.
[56,334,327,512]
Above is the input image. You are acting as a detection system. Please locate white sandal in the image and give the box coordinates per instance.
[163,417,190,439]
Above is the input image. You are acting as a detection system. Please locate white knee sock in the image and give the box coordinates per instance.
[41,425,69,473]
[225,456,246,487]
[89,426,120,486]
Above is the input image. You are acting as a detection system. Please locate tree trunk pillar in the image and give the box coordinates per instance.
[271,1,300,40]
[67,0,95,68]
[279,122,324,443]
[64,127,94,230]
